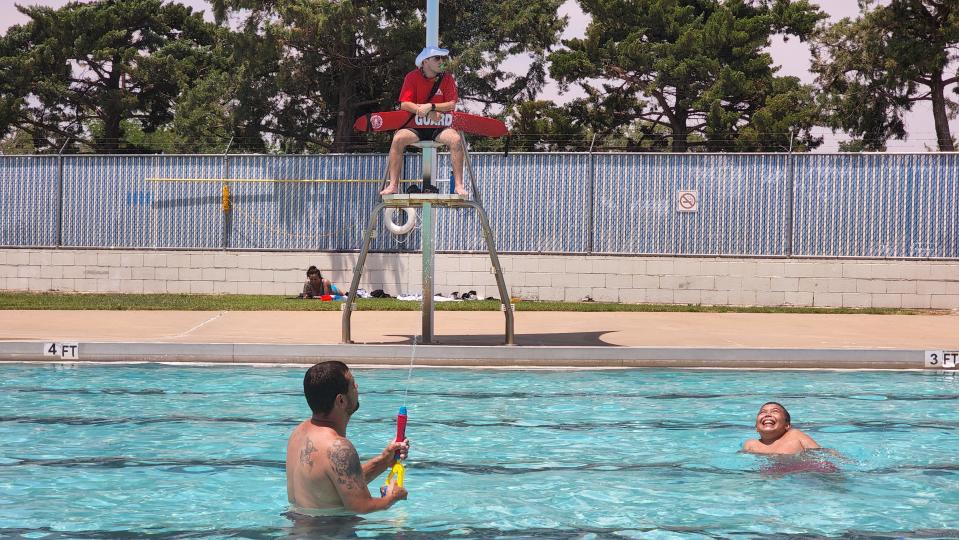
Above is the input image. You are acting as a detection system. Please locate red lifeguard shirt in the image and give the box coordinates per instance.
[398,69,458,105]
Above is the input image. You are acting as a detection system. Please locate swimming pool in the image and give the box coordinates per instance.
[1,364,957,538]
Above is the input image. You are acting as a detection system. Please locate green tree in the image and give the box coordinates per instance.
[548,0,825,152]
[211,0,566,152]
[811,0,959,151]
[710,75,822,151]
[160,34,260,153]
[0,128,36,154]
[506,100,590,151]
[0,0,220,153]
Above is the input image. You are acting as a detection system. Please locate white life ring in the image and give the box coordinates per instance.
[384,207,416,235]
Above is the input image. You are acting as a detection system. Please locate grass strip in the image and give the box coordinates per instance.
[0,292,935,315]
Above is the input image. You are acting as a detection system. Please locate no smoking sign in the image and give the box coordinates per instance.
[676,190,699,213]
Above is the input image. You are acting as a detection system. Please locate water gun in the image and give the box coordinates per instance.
[380,406,407,497]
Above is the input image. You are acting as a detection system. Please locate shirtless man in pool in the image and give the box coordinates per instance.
[742,401,822,454]
[286,361,409,514]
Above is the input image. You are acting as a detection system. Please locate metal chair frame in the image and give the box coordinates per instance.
[341,137,514,345]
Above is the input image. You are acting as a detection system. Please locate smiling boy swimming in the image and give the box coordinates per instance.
[742,401,822,455]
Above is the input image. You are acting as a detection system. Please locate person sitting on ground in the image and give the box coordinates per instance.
[286,361,409,515]
[299,266,339,298]
[379,46,467,197]
[742,401,822,455]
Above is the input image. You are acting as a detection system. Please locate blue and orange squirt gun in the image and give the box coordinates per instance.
[380,406,407,497]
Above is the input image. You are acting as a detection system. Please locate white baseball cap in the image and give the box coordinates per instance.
[415,46,449,68]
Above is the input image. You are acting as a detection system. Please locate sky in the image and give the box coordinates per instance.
[2,0,955,151]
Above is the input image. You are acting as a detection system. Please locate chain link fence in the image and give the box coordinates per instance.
[1,152,957,258]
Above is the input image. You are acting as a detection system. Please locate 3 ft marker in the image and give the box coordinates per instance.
[44,342,80,360]
[925,350,958,369]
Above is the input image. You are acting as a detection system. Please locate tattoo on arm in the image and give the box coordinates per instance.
[299,438,316,468]
[329,439,364,491]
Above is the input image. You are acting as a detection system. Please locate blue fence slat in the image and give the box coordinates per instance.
[226,154,386,251]
[59,155,225,248]
[0,156,58,246]
[791,154,959,258]
[592,153,789,256]
[435,153,589,253]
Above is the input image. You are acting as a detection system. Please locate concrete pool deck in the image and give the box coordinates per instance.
[1,309,958,369]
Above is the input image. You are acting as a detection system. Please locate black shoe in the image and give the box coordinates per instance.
[422,183,439,194]
[404,184,421,194]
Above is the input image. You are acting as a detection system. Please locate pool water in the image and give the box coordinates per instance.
[1,364,957,539]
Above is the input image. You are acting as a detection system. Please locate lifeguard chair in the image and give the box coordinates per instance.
[340,132,514,345]
[342,0,513,344]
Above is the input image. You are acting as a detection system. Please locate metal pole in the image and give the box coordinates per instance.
[466,200,514,344]
[460,133,483,207]
[421,200,435,344]
[419,0,439,343]
[422,144,436,188]
[786,128,795,257]
[426,0,438,47]
[587,133,596,254]
[222,137,234,250]
[342,201,386,344]
[56,138,70,247]
[461,133,512,344]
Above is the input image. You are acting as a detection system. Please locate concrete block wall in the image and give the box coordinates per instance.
[1,248,958,309]
[0,249,410,297]
[479,255,959,309]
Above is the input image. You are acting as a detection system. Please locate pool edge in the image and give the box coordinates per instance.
[0,341,933,369]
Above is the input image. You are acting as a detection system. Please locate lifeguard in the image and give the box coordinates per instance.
[380,46,467,197]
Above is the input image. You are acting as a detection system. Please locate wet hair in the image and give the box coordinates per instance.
[306,265,322,279]
[760,401,790,424]
[304,361,350,415]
